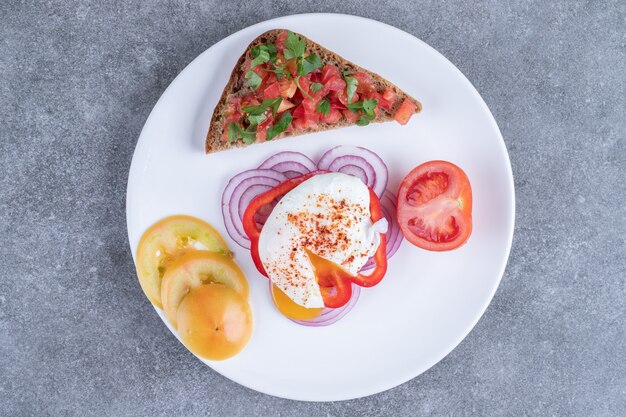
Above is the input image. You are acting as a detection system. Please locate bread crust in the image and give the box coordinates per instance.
[206,29,422,154]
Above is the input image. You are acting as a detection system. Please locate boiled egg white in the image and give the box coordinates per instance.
[258,172,387,308]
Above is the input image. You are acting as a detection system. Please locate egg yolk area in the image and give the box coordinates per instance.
[271,249,355,320]
[271,284,324,320]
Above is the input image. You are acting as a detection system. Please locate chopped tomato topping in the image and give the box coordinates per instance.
[276,99,295,113]
[342,109,360,123]
[225,31,419,144]
[394,98,418,125]
[275,30,288,51]
[321,108,342,124]
[382,88,397,103]
[354,71,376,94]
[324,75,346,92]
[256,115,273,142]
[335,89,359,106]
[320,64,340,84]
[279,78,297,98]
[262,82,281,99]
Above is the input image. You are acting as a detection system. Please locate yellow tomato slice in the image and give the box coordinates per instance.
[270,284,324,321]
[177,284,252,361]
[135,215,230,308]
[161,251,249,328]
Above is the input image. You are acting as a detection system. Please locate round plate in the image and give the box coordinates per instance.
[126,13,514,401]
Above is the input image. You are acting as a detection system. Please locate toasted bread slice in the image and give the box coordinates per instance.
[206,29,422,154]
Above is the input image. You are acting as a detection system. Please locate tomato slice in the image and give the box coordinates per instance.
[177,284,252,361]
[161,251,249,328]
[135,215,231,308]
[397,161,473,251]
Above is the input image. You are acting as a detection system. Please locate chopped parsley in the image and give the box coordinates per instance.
[242,98,282,116]
[266,112,293,140]
[343,73,358,103]
[228,122,257,144]
[310,82,324,93]
[316,99,330,116]
[346,98,378,126]
[245,70,262,89]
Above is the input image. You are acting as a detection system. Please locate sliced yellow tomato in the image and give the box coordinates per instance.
[161,251,249,328]
[270,284,324,321]
[135,215,230,308]
[177,284,252,361]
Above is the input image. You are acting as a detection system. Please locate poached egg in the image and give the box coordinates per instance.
[258,172,387,308]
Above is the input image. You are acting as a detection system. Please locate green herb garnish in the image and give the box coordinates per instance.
[344,74,358,103]
[346,98,378,126]
[250,43,278,69]
[357,113,375,126]
[242,98,282,116]
[266,43,278,62]
[299,54,322,76]
[294,76,314,101]
[245,70,262,89]
[316,99,330,116]
[284,31,306,60]
[247,113,268,126]
[228,122,257,144]
[264,66,290,80]
[266,112,293,140]
[310,82,324,93]
[250,45,270,68]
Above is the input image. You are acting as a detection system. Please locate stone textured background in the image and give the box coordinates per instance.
[1,1,625,416]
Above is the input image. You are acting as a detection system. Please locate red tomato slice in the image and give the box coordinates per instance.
[397,161,473,251]
[393,98,417,125]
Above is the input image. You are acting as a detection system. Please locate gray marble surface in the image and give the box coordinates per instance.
[1,1,625,416]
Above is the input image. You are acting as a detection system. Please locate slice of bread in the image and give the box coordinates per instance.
[206,29,422,154]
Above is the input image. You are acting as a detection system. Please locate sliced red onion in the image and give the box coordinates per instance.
[221,169,288,249]
[291,285,362,327]
[360,189,403,272]
[334,164,368,184]
[317,145,388,197]
[253,199,278,226]
[238,184,274,221]
[328,156,376,190]
[258,151,317,178]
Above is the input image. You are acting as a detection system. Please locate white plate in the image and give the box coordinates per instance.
[126,13,514,401]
